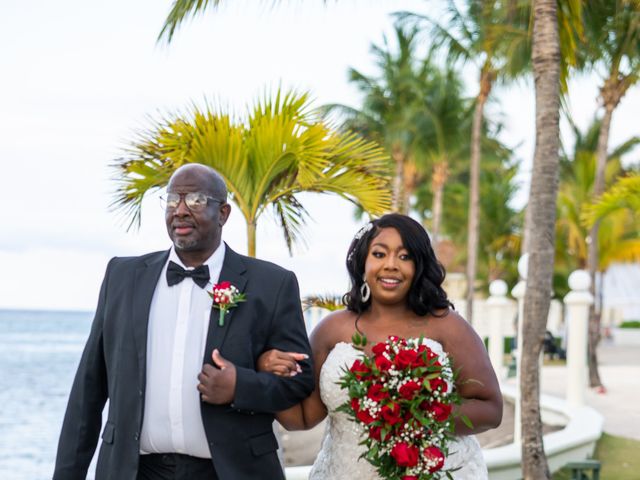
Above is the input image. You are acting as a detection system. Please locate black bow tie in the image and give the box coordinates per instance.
[166,261,210,289]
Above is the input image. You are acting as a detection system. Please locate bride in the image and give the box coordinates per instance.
[258,214,502,479]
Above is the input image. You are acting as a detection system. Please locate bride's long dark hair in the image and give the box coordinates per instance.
[343,213,452,316]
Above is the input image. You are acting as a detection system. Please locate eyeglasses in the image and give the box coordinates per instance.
[160,192,224,212]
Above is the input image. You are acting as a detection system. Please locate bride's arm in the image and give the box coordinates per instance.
[258,316,339,431]
[437,311,503,435]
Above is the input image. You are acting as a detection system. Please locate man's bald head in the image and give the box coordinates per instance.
[168,163,227,201]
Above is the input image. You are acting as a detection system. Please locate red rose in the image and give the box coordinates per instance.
[381,402,402,425]
[395,349,418,369]
[356,408,376,425]
[398,380,421,400]
[390,442,419,467]
[367,383,388,402]
[429,377,448,393]
[374,354,392,372]
[372,342,387,355]
[429,401,453,422]
[423,445,445,472]
[368,425,382,440]
[368,425,390,441]
[350,359,371,380]
[215,281,231,290]
[350,398,360,413]
[402,476,418,480]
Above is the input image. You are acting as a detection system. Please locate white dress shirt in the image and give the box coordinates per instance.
[139,243,225,458]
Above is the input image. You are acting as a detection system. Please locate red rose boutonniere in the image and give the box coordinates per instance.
[208,281,246,326]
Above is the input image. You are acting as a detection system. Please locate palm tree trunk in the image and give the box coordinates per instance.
[431,161,449,247]
[586,99,614,388]
[392,144,405,213]
[465,71,492,324]
[402,159,417,216]
[247,220,257,258]
[521,1,561,478]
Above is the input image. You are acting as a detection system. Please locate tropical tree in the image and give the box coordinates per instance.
[112,89,391,257]
[397,0,530,323]
[580,0,640,388]
[325,26,434,214]
[555,118,640,297]
[413,63,470,245]
[583,173,640,224]
[519,0,562,477]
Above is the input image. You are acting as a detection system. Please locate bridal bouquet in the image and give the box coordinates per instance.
[337,335,468,480]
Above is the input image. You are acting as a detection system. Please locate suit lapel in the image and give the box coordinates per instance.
[203,245,247,365]
[132,250,169,388]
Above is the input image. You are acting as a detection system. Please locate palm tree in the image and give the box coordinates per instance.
[583,173,640,224]
[519,0,563,477]
[397,0,530,324]
[324,26,435,215]
[580,0,640,388]
[414,63,469,245]
[112,89,391,257]
[555,119,640,296]
[412,116,521,289]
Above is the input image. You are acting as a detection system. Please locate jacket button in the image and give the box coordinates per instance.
[134,433,139,441]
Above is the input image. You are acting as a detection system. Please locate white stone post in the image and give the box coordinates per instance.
[511,254,529,445]
[486,279,511,380]
[563,270,594,408]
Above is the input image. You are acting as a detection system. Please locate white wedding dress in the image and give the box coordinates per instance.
[309,341,488,480]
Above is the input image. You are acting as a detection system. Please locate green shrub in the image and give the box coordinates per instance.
[619,320,640,329]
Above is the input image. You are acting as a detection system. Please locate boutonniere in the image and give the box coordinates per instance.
[209,281,246,327]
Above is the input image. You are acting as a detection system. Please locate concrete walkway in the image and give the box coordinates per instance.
[536,341,640,441]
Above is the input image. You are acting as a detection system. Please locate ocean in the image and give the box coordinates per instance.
[0,309,95,480]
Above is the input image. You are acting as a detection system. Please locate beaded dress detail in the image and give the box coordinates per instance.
[309,340,488,480]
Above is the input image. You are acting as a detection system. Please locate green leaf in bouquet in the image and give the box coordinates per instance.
[461,414,474,429]
[351,331,368,348]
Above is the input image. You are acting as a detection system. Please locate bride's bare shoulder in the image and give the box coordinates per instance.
[310,309,357,350]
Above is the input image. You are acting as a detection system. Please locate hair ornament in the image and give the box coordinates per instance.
[354,222,374,240]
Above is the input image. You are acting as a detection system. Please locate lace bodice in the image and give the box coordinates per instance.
[309,341,488,480]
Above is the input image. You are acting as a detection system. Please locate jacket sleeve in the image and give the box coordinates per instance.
[53,259,113,480]
[232,271,314,413]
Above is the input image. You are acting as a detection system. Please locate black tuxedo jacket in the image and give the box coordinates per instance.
[53,245,314,480]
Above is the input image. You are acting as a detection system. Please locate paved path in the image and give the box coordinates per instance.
[536,341,640,441]
[280,340,640,466]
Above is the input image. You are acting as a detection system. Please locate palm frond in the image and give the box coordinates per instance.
[582,173,640,226]
[302,294,344,311]
[158,0,222,44]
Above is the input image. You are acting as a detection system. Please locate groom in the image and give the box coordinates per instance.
[54,163,314,480]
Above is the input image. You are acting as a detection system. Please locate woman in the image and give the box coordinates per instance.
[259,214,502,479]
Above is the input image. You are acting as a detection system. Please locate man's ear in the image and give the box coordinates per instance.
[219,203,232,227]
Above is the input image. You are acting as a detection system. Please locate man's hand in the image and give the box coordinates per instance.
[257,349,308,377]
[197,349,236,404]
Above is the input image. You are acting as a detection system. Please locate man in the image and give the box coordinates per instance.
[54,163,314,480]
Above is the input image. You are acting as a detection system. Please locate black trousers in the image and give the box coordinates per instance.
[137,453,219,480]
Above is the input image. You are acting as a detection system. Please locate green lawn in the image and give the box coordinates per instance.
[552,433,640,479]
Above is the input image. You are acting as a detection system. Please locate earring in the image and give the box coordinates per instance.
[360,275,371,303]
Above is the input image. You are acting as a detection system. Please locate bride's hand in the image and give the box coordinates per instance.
[257,349,308,377]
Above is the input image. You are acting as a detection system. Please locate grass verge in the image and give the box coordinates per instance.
[552,433,640,479]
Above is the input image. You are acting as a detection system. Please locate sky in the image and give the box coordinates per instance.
[1,0,639,311]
